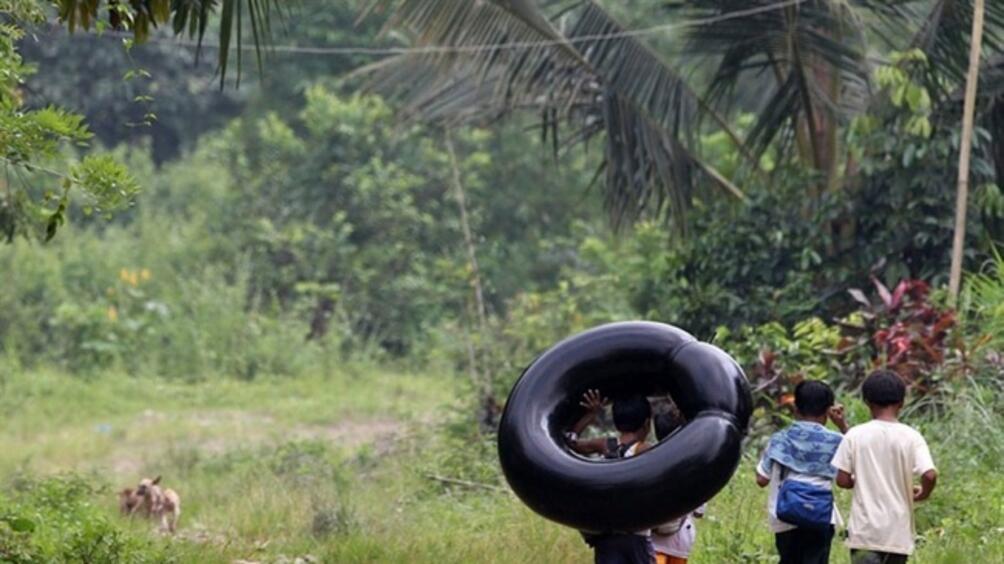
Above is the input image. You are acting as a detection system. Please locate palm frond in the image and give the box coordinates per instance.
[666,0,872,166]
[909,0,1004,100]
[745,72,804,159]
[364,0,748,229]
[983,55,1004,185]
[599,90,692,232]
[578,88,749,232]
[365,57,522,125]
[55,0,290,86]
[567,3,698,144]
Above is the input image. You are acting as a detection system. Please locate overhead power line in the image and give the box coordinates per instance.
[91,0,804,57]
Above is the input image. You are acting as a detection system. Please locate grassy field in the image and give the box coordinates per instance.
[0,368,1001,563]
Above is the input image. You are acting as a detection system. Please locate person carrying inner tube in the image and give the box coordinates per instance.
[565,390,655,564]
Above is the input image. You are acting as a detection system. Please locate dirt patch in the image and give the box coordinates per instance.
[232,558,317,564]
[173,522,231,546]
[107,410,404,480]
[291,419,402,448]
[186,410,276,428]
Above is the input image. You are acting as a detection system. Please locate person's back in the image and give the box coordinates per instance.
[755,380,847,564]
[837,420,928,551]
[566,391,654,564]
[833,371,937,564]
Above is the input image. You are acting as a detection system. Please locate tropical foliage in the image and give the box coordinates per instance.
[1,1,137,241]
[363,0,1004,231]
[53,0,288,86]
[2,3,1004,561]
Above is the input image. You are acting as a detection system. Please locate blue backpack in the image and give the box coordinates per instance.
[776,466,833,530]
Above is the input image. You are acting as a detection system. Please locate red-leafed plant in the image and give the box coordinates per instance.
[716,318,845,434]
[718,278,968,434]
[845,278,959,394]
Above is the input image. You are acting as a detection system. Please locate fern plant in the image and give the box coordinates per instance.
[964,248,1004,350]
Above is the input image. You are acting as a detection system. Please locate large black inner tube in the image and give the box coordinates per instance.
[497,321,752,533]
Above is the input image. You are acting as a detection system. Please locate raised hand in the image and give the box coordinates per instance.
[828,403,849,433]
[579,389,609,413]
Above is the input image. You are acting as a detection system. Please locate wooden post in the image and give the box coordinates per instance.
[949,0,986,305]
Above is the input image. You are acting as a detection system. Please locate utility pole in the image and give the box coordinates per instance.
[949,0,986,305]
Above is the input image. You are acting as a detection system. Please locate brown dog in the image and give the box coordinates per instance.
[133,476,181,533]
[118,487,142,515]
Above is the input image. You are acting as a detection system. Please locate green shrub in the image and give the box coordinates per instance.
[963,249,1004,353]
[0,474,169,563]
[0,220,344,379]
[714,317,848,436]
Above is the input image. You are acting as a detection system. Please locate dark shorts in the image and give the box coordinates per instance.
[850,549,909,564]
[584,533,654,564]
[774,526,835,564]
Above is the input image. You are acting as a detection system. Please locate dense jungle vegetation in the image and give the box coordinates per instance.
[1,1,1003,562]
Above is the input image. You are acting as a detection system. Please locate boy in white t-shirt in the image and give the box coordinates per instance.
[832,370,938,564]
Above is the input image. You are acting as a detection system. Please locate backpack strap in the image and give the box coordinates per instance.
[617,440,639,458]
[603,438,639,459]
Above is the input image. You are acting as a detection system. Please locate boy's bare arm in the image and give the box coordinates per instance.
[570,389,607,435]
[568,437,607,455]
[755,470,769,488]
[828,404,850,434]
[913,469,937,502]
[836,469,855,489]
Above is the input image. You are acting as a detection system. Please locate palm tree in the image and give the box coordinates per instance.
[53,0,289,86]
[362,0,1004,228]
[51,1,1004,233]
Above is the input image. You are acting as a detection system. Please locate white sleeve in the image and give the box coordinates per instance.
[913,432,936,475]
[831,433,853,474]
[756,450,772,478]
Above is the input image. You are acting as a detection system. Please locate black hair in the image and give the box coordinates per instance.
[654,411,684,441]
[612,396,652,433]
[862,370,906,407]
[794,380,835,417]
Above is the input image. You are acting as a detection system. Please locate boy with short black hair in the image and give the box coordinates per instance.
[653,409,683,444]
[833,370,937,564]
[567,390,653,459]
[756,380,848,564]
[566,390,654,563]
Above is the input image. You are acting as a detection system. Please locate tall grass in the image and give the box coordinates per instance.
[1,369,1002,563]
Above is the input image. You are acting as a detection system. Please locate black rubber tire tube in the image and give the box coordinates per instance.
[497,321,752,533]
